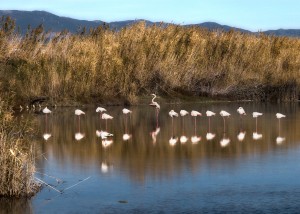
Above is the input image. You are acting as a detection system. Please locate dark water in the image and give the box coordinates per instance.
[2,102,300,213]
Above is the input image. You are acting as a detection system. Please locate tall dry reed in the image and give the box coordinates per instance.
[0,18,300,106]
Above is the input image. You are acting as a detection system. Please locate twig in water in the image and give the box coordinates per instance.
[62,176,91,192]
[34,171,63,183]
[35,177,62,193]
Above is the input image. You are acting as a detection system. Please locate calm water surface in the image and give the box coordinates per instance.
[2,102,300,213]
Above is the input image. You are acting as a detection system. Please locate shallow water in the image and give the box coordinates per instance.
[2,102,300,213]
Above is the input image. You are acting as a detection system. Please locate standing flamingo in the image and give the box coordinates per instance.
[276,113,286,144]
[252,112,263,140]
[169,110,178,133]
[149,94,160,125]
[237,107,246,116]
[102,113,113,130]
[75,109,85,141]
[206,110,216,140]
[42,107,52,140]
[191,110,202,144]
[220,110,230,133]
[179,110,189,144]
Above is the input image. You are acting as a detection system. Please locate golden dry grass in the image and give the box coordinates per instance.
[1,19,300,106]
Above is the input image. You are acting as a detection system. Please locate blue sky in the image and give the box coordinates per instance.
[0,0,299,31]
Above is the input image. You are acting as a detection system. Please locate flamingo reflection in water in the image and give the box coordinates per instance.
[276,113,286,145]
[122,108,132,141]
[75,109,85,141]
[206,110,216,141]
[191,110,202,144]
[220,133,230,147]
[42,107,52,141]
[252,112,263,140]
[168,110,179,146]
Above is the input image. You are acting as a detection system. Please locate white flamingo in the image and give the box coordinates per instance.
[42,107,52,140]
[220,110,230,133]
[102,113,113,130]
[252,112,263,132]
[169,110,178,134]
[150,94,160,125]
[237,107,246,116]
[96,130,113,139]
[276,113,286,145]
[191,110,202,144]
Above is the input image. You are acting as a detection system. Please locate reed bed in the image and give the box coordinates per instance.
[1,18,300,105]
[0,100,39,197]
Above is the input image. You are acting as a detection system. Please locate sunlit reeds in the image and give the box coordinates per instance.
[1,18,300,106]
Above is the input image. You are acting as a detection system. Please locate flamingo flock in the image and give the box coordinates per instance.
[40,94,287,147]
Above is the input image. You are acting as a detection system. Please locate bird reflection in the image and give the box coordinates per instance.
[43,133,52,141]
[75,132,85,141]
[253,132,263,140]
[102,139,113,148]
[220,133,230,147]
[276,113,286,145]
[101,162,113,173]
[237,131,246,141]
[206,132,216,141]
[150,127,160,144]
[169,137,178,146]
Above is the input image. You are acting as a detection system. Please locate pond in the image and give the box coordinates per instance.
[2,101,300,213]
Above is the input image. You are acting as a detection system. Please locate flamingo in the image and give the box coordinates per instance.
[42,107,52,140]
[206,110,216,140]
[191,110,202,144]
[102,113,113,130]
[179,110,189,144]
[220,110,230,133]
[96,107,107,113]
[149,94,160,109]
[252,112,263,140]
[96,130,113,139]
[237,107,246,116]
[150,94,160,125]
[169,110,178,133]
[276,113,286,145]
[74,109,85,141]
[252,112,263,132]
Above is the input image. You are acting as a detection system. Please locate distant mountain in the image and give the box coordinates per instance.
[263,29,300,37]
[189,22,252,34]
[0,10,102,34]
[0,10,299,37]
